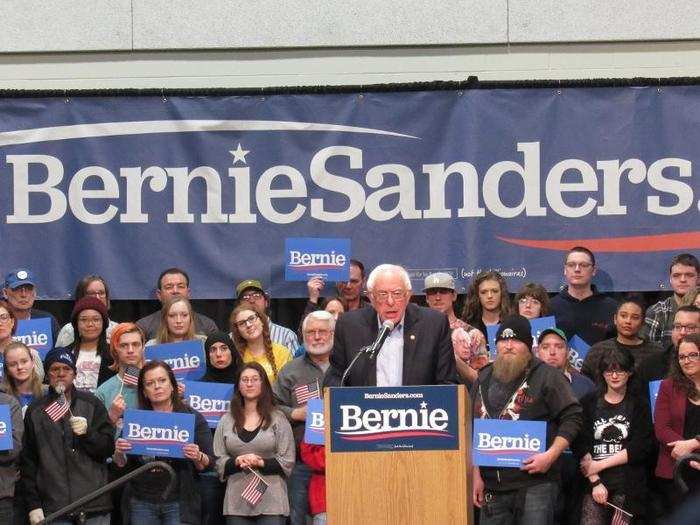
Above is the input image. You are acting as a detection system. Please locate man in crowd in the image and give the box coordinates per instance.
[137,267,219,340]
[550,247,618,345]
[423,272,467,330]
[325,263,456,386]
[235,278,300,356]
[302,259,370,323]
[21,348,114,524]
[471,315,582,524]
[273,310,334,525]
[641,253,699,348]
[3,268,60,344]
[582,296,662,379]
[638,305,700,382]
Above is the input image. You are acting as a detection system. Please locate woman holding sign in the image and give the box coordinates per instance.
[113,360,214,524]
[146,297,207,346]
[654,333,700,509]
[214,362,295,524]
[576,346,653,524]
[0,300,44,380]
[230,305,292,384]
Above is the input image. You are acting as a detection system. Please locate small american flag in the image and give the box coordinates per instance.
[122,366,140,387]
[241,472,268,507]
[609,503,632,525]
[293,380,320,404]
[44,394,69,422]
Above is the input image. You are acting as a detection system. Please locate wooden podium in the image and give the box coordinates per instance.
[325,385,471,525]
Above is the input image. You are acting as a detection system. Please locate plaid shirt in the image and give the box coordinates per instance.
[640,296,677,349]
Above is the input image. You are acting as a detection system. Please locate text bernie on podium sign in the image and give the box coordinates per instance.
[329,385,459,452]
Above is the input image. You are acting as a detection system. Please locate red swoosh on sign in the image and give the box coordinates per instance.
[496,231,700,252]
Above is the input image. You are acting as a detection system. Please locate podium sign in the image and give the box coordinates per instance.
[329,385,459,452]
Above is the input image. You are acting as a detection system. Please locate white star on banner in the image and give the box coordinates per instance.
[229,143,249,165]
[420,402,428,409]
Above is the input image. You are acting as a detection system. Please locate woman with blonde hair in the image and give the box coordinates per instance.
[229,304,292,383]
[146,296,205,346]
[1,341,46,416]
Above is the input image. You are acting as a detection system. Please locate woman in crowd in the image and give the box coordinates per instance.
[55,274,118,348]
[146,296,206,346]
[680,286,700,308]
[214,362,295,524]
[0,300,44,380]
[514,282,551,320]
[576,346,653,524]
[461,270,512,341]
[322,297,347,321]
[654,333,700,509]
[1,341,46,416]
[198,332,243,525]
[113,360,213,524]
[66,296,115,392]
[230,305,292,384]
[0,379,23,524]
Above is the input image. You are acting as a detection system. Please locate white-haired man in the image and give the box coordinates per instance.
[325,264,457,387]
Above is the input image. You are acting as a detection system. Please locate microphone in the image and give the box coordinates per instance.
[366,320,395,361]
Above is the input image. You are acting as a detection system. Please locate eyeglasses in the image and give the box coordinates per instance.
[0,314,12,323]
[603,369,629,377]
[304,329,331,338]
[240,377,261,384]
[673,324,698,333]
[85,290,106,297]
[373,289,407,302]
[78,316,102,325]
[241,291,263,301]
[678,352,700,363]
[565,262,593,270]
[518,297,541,305]
[234,314,259,328]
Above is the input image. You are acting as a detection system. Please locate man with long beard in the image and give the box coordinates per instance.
[471,315,582,525]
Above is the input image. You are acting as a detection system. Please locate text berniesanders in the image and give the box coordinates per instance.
[6,142,696,225]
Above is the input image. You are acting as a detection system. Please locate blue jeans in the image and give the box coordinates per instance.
[52,513,110,525]
[130,498,180,525]
[287,462,313,525]
[480,482,558,525]
[199,472,226,525]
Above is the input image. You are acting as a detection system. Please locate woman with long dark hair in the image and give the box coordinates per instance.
[461,270,512,341]
[576,346,653,524]
[229,305,292,383]
[113,360,213,524]
[214,362,295,524]
[654,333,700,509]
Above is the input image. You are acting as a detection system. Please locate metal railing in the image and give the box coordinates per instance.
[39,461,176,524]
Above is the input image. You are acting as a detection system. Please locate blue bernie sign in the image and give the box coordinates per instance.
[567,335,591,371]
[14,318,53,360]
[183,380,233,429]
[123,408,194,459]
[304,398,325,445]
[145,340,206,381]
[472,419,546,468]
[649,380,662,422]
[284,237,350,282]
[329,385,459,453]
[0,405,13,451]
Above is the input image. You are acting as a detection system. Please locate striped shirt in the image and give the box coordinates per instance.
[269,321,301,357]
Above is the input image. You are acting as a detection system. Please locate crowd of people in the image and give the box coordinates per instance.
[0,250,698,524]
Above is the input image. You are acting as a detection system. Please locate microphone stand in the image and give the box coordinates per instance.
[341,345,371,386]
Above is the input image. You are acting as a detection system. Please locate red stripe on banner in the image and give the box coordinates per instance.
[339,430,452,441]
[496,231,700,252]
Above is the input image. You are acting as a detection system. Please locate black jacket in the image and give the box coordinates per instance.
[549,286,617,345]
[325,303,457,387]
[20,388,115,515]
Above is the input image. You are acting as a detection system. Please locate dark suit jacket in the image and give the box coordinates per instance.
[325,303,457,387]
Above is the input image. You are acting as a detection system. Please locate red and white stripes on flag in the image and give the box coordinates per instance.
[241,471,268,507]
[122,366,140,387]
[293,380,320,404]
[44,394,69,422]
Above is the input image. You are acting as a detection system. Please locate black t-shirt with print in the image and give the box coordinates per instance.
[591,397,631,492]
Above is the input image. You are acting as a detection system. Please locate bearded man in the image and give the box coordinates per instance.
[470,315,582,525]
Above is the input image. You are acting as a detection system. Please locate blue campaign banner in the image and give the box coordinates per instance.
[472,419,547,468]
[304,398,325,445]
[183,380,234,429]
[0,405,13,451]
[649,380,662,422]
[284,237,350,282]
[122,408,194,458]
[14,318,53,360]
[486,316,556,359]
[329,385,459,453]
[568,335,591,371]
[0,88,697,299]
[145,340,206,381]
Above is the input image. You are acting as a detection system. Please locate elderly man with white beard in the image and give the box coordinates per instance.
[471,315,582,525]
[273,310,334,525]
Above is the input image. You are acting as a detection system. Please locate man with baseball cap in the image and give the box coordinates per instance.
[423,272,468,330]
[471,315,582,525]
[3,268,60,344]
[21,348,114,524]
[235,278,300,356]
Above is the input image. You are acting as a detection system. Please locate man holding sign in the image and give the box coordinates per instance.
[471,315,582,525]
